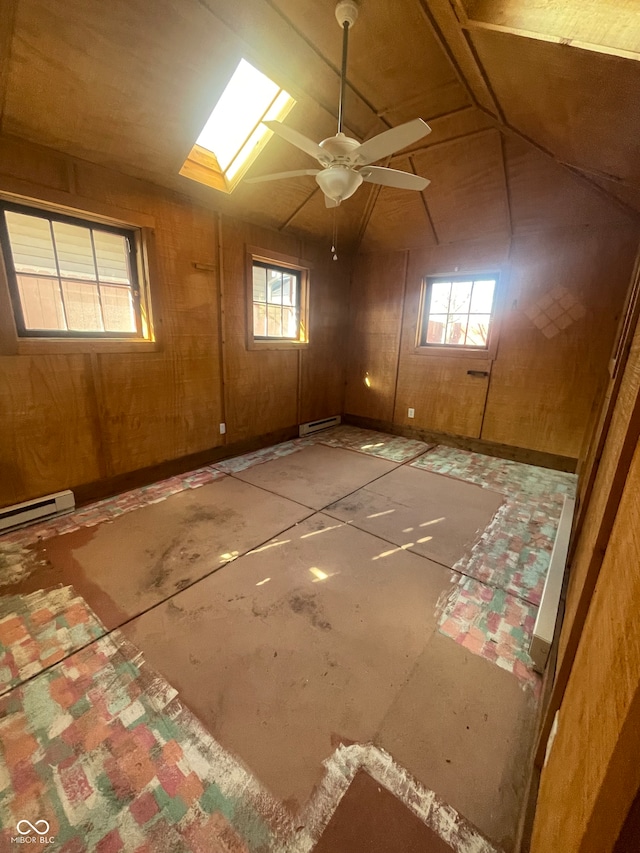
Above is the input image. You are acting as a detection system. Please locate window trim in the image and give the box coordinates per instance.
[245,246,311,351]
[0,195,157,353]
[415,270,502,359]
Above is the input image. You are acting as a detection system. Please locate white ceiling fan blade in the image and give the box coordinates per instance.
[360,166,430,191]
[263,120,328,163]
[245,169,319,184]
[355,118,432,166]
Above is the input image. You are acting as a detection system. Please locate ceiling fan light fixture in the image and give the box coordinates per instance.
[315,165,363,202]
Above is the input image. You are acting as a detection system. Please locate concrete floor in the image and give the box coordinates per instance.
[0,434,545,852]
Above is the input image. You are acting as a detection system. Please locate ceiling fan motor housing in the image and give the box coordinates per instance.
[335,1,359,28]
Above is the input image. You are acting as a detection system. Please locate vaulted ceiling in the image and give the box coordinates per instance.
[1,0,639,249]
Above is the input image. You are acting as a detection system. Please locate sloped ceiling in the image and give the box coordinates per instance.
[0,0,639,249]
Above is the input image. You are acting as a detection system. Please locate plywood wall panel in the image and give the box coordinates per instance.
[531,439,640,853]
[482,226,638,456]
[392,241,508,438]
[344,251,405,422]
[220,217,302,441]
[559,324,640,671]
[0,135,340,507]
[394,355,492,437]
[298,244,349,424]
[0,354,102,503]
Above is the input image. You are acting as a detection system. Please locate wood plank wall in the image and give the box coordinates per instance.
[0,135,347,508]
[531,434,640,852]
[346,134,640,460]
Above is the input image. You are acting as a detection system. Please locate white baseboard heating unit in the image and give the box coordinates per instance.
[0,490,75,534]
[529,496,576,674]
[299,415,341,436]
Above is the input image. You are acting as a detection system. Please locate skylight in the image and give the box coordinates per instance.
[180,59,295,193]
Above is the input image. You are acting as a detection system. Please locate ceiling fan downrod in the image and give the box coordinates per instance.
[335,1,359,135]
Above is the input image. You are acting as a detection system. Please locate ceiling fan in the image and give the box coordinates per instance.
[245,0,432,207]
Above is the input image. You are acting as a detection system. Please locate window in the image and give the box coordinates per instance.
[0,202,148,339]
[419,274,499,350]
[246,249,309,350]
[180,59,296,194]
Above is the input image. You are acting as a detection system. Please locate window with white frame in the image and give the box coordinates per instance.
[0,202,148,339]
[419,274,499,349]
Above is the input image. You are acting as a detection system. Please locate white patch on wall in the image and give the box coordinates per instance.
[524,286,586,339]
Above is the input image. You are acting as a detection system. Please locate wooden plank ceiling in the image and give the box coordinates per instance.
[0,0,639,248]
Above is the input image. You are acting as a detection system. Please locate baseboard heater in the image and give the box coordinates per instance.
[529,496,576,674]
[299,415,341,436]
[0,490,75,534]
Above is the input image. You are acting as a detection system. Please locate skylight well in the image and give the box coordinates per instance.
[180,59,295,193]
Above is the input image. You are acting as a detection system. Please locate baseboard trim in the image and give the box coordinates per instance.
[72,426,299,507]
[343,414,578,473]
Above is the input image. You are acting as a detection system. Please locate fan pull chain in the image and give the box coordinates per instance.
[331,208,338,261]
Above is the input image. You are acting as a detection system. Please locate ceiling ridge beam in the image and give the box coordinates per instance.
[416,0,500,119]
[446,0,507,123]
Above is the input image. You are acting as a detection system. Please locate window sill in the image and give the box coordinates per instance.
[247,339,309,352]
[17,338,161,355]
[413,344,496,359]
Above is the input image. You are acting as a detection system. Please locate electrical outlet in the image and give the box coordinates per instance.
[220,423,226,435]
[408,408,415,418]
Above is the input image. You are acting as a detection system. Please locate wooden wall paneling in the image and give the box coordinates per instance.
[0,354,102,506]
[504,135,635,233]
[394,354,492,437]
[0,135,70,192]
[411,129,511,244]
[531,439,640,853]
[359,157,437,252]
[97,348,222,475]
[298,243,349,424]
[392,242,507,438]
[558,324,640,684]
[534,252,640,770]
[481,226,638,457]
[469,28,640,185]
[220,218,301,441]
[344,251,406,422]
